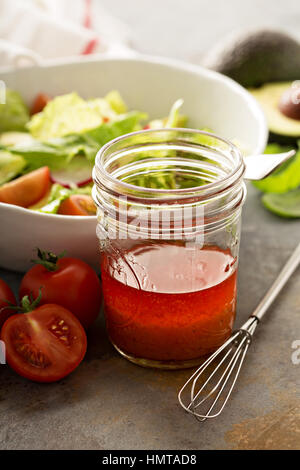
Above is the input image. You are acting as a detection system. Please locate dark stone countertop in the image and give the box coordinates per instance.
[1,0,300,449]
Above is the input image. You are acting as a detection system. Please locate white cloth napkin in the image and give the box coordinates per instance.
[0,0,132,70]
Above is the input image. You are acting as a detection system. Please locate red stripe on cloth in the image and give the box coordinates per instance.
[81,37,98,55]
[83,0,92,29]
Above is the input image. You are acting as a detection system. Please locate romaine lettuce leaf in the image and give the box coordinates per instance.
[83,111,148,147]
[27,93,104,140]
[0,131,35,147]
[165,99,185,127]
[104,90,127,114]
[0,89,30,132]
[147,99,187,129]
[5,111,147,172]
[6,139,78,171]
[0,150,26,185]
[27,91,137,141]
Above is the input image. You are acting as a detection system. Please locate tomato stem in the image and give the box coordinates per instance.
[21,288,42,312]
[3,288,43,314]
[31,248,66,272]
[0,299,16,315]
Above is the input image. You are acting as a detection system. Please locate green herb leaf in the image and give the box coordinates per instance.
[252,143,300,194]
[262,189,300,218]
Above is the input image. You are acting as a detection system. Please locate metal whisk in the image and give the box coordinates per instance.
[178,241,300,421]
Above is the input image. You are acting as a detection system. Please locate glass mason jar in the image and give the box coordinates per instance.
[93,129,246,369]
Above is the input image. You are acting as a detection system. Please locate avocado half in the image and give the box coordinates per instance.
[250,82,300,144]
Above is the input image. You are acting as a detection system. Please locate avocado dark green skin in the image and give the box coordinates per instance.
[202,29,300,88]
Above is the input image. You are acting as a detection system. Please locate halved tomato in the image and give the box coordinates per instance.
[58,194,96,216]
[0,166,51,208]
[1,303,87,383]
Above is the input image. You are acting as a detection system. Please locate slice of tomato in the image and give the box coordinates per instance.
[58,194,96,216]
[0,166,51,208]
[1,304,87,383]
[31,93,51,115]
[0,278,16,329]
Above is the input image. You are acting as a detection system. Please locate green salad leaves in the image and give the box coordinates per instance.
[252,143,300,194]
[0,88,189,214]
[262,189,300,218]
[252,141,300,218]
[27,91,130,140]
[0,150,26,185]
[0,90,30,132]
[5,111,146,172]
[0,90,148,178]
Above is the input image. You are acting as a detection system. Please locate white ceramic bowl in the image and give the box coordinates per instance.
[0,55,267,272]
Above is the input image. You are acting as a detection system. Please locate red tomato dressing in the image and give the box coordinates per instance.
[101,243,237,363]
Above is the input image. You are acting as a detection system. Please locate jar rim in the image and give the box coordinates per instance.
[93,127,245,201]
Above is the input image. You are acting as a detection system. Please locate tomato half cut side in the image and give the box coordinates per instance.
[58,194,96,216]
[0,166,51,208]
[1,304,87,383]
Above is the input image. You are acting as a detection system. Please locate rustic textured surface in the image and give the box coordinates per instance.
[0,184,299,450]
[0,0,300,449]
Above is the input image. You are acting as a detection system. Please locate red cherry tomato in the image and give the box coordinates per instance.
[0,166,51,208]
[58,195,96,216]
[1,303,87,383]
[0,278,16,329]
[31,93,51,115]
[20,251,102,329]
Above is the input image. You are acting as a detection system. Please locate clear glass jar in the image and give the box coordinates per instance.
[93,129,246,369]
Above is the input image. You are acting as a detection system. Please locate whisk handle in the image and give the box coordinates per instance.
[250,241,300,322]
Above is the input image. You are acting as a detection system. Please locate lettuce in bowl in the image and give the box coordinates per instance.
[0,89,30,132]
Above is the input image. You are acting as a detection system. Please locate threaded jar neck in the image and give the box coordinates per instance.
[93,128,246,238]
